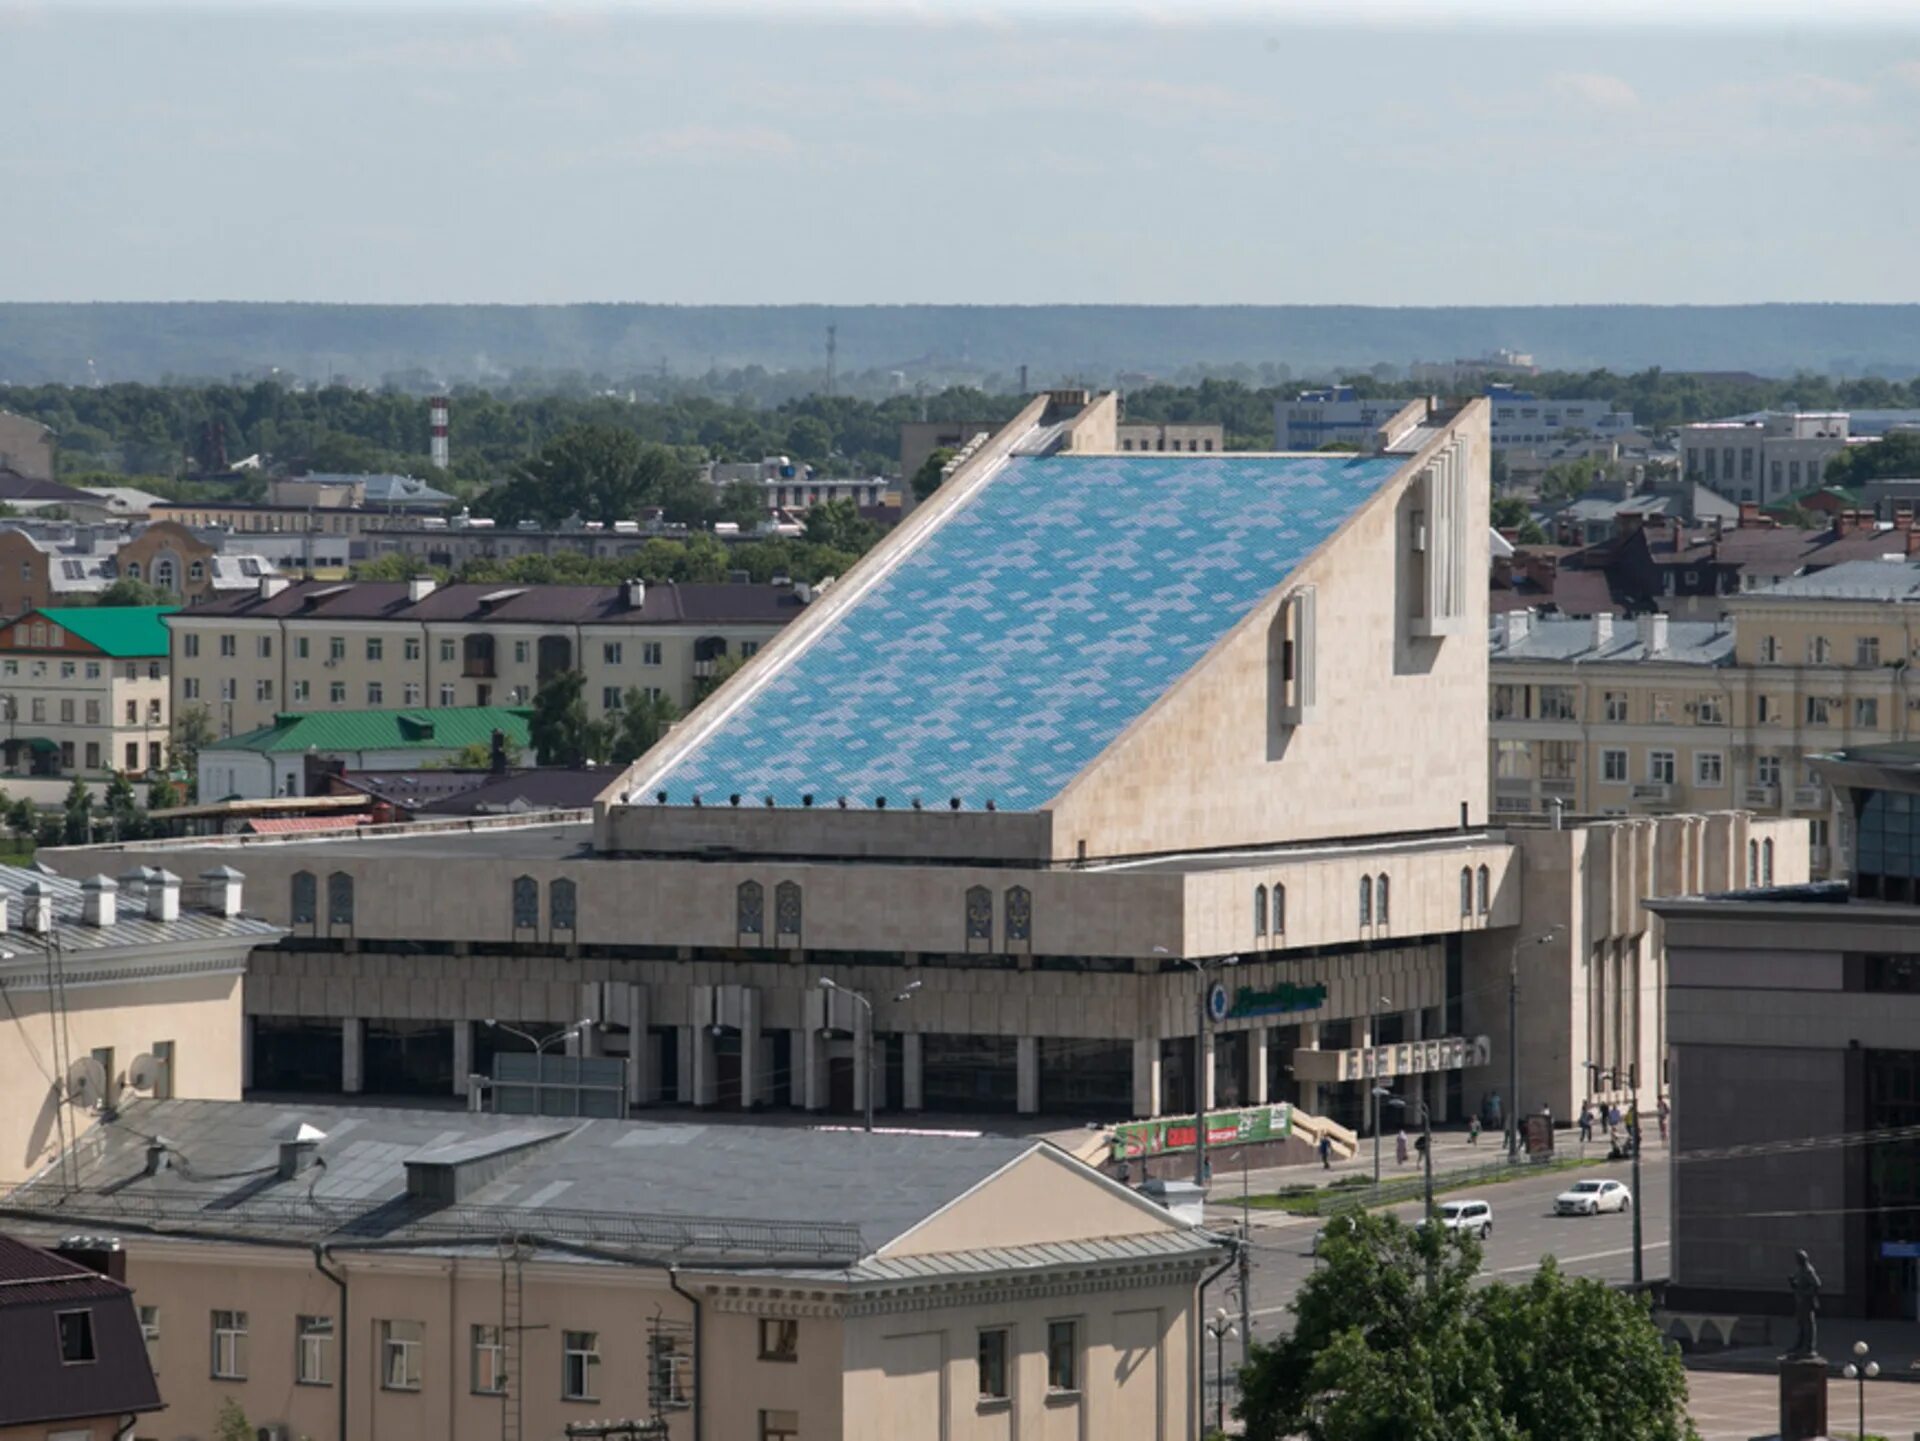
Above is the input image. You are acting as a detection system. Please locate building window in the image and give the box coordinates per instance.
[1358,876,1373,926]
[1046,1319,1079,1393]
[367,638,383,662]
[649,1333,690,1412]
[1538,685,1577,721]
[256,679,274,702]
[1806,696,1832,726]
[737,880,764,938]
[603,642,623,665]
[1005,885,1032,944]
[1490,685,1524,721]
[330,682,346,704]
[977,1328,1010,1401]
[380,1320,424,1391]
[562,1330,600,1401]
[1253,884,1268,936]
[293,679,309,702]
[760,1411,800,1441]
[327,871,354,926]
[1748,838,1759,883]
[184,633,199,658]
[1601,749,1627,783]
[1856,697,1881,728]
[138,1305,159,1365]
[602,687,622,711]
[1376,875,1390,923]
[296,1315,333,1385]
[57,1309,96,1363]
[404,683,421,705]
[1757,755,1781,786]
[367,682,383,705]
[218,633,235,658]
[758,1318,799,1362]
[405,637,421,661]
[471,1324,506,1395]
[643,642,663,667]
[775,880,802,939]
[1459,867,1473,917]
[1272,883,1285,932]
[1603,691,1627,723]
[741,641,761,658]
[1649,751,1676,784]
[1762,838,1775,885]
[1859,636,1882,667]
[330,636,346,662]
[1695,695,1725,725]
[440,684,456,706]
[1477,865,1490,916]
[513,875,539,929]
[550,878,577,931]
[296,636,309,659]
[211,1309,248,1379]
[515,640,531,665]
[440,639,456,664]
[1695,752,1724,786]
[966,885,993,942]
[1809,636,1833,665]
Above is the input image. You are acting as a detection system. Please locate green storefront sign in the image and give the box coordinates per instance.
[1225,980,1327,1020]
[1110,1103,1294,1162]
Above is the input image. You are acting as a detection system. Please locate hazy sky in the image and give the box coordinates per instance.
[4,0,1918,305]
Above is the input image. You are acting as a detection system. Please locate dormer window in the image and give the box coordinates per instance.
[57,1309,96,1363]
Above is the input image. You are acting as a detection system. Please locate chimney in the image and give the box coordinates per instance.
[623,578,646,610]
[1895,505,1914,532]
[1591,612,1615,649]
[1738,501,1760,528]
[198,866,243,918]
[277,1123,326,1180]
[0,894,11,933]
[20,880,52,934]
[429,396,451,471]
[1502,613,1530,646]
[258,574,290,600]
[80,874,117,928]
[1907,527,1920,558]
[407,576,437,602]
[489,729,509,776]
[54,1237,126,1283]
[1639,612,1670,655]
[147,869,181,922]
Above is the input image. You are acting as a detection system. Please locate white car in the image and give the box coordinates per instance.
[1555,1178,1632,1216]
[1430,1199,1493,1240]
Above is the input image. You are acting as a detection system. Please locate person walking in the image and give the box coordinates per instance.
[1318,1133,1333,1170]
[1578,1101,1593,1144]
[1396,1129,1409,1167]
[1468,1115,1481,1145]
[1658,1095,1670,1141]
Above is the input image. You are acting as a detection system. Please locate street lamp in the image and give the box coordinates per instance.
[818,977,919,1133]
[1843,1339,1879,1441]
[1371,1087,1396,1186]
[1153,946,1241,1187]
[1204,1307,1237,1437]
[1507,925,1562,1160]
[483,1017,595,1055]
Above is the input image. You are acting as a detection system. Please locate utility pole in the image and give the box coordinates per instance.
[1195,974,1211,1187]
[1506,947,1520,1160]
[1629,1062,1644,1288]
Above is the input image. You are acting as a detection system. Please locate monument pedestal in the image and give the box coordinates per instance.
[1778,1355,1828,1441]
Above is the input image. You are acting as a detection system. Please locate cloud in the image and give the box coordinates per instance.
[1889,59,1920,89]
[1551,72,1641,110]
[620,125,800,161]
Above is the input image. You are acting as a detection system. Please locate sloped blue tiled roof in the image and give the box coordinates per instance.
[653,451,1405,811]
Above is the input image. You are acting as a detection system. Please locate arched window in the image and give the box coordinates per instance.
[189,560,206,582]
[1376,875,1390,925]
[1460,867,1473,918]
[124,562,141,580]
[736,881,764,939]
[153,558,177,592]
[549,878,577,931]
[775,881,802,939]
[965,886,993,943]
[1272,883,1286,934]
[1476,865,1490,916]
[1762,838,1775,886]
[1253,884,1268,936]
[326,871,353,927]
[291,870,316,926]
[1358,876,1373,926]
[512,875,539,930]
[1005,886,1032,945]
[1748,839,1760,884]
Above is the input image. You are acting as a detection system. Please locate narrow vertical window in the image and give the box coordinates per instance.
[291,870,316,926]
[1272,883,1286,934]
[512,875,539,930]
[326,872,353,928]
[1476,865,1490,916]
[1254,885,1268,937]
[1376,875,1390,925]
[737,881,764,940]
[1359,876,1373,926]
[550,878,577,932]
[1748,839,1760,884]
[775,881,802,941]
[1459,867,1473,918]
[1762,838,1775,886]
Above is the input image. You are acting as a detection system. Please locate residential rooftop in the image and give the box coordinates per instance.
[177,578,810,626]
[207,705,534,756]
[1488,614,1735,666]
[1744,557,1920,601]
[3,605,177,657]
[644,450,1406,811]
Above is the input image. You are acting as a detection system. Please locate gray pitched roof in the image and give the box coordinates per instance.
[0,866,280,960]
[1488,616,1735,666]
[1750,558,1920,601]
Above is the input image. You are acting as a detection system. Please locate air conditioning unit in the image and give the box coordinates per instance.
[257,1425,290,1441]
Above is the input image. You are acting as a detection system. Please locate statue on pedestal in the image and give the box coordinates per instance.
[1787,1250,1822,1360]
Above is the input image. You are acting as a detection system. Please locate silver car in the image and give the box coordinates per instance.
[1432,1199,1493,1240]
[1555,1178,1633,1216]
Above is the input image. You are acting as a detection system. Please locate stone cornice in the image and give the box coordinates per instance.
[0,951,251,994]
[702,1284,847,1320]
[841,1255,1214,1318]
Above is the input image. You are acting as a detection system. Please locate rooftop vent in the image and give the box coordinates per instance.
[407,576,437,602]
[146,869,180,923]
[80,874,117,928]
[276,1122,327,1181]
[20,880,52,934]
[623,578,646,610]
[198,866,243,918]
[403,1130,570,1205]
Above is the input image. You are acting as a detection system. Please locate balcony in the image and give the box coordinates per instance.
[1743,783,1779,808]
[1493,795,1534,815]
[1631,781,1674,804]
[1539,777,1578,797]
[1792,784,1825,809]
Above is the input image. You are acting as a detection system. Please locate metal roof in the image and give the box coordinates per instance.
[206,705,533,756]
[843,1230,1221,1283]
[1747,558,1920,601]
[0,865,280,962]
[16,606,175,657]
[1488,616,1735,666]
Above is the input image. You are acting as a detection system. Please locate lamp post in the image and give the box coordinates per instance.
[1372,1086,1395,1186]
[483,1016,595,1055]
[818,977,920,1133]
[1507,925,1562,1160]
[1843,1340,1879,1441]
[1152,947,1240,1188]
[1204,1308,1236,1437]
[477,1018,596,1114]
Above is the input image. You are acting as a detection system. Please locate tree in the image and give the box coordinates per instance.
[146,775,181,812]
[103,772,143,840]
[692,652,747,704]
[610,688,678,764]
[1237,1213,1693,1441]
[483,426,704,528]
[1490,497,1547,545]
[527,670,605,767]
[168,704,216,797]
[911,446,956,502]
[802,497,879,553]
[6,796,36,845]
[435,735,525,770]
[213,1397,253,1441]
[1826,429,1920,490]
[61,777,93,846]
[97,576,180,608]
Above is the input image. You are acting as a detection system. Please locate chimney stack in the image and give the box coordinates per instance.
[623,578,646,610]
[80,874,117,928]
[429,396,451,471]
[147,869,181,922]
[198,866,243,918]
[1639,612,1670,655]
[258,575,290,600]
[407,576,437,602]
[20,880,52,935]
[1591,612,1615,649]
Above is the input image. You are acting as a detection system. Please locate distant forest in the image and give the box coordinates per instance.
[2,303,1919,393]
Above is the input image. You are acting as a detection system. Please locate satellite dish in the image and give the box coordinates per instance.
[65,1057,107,1110]
[125,1052,161,1094]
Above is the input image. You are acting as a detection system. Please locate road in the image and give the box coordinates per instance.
[1197,1155,1669,1423]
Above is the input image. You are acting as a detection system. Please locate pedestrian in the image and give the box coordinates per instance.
[1608,1102,1623,1133]
[1468,1115,1481,1145]
[1318,1133,1332,1170]
[1396,1129,1409,1166]
[1658,1095,1670,1140]
[1578,1102,1593,1143]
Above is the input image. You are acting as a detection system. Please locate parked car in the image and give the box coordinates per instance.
[1428,1199,1493,1240]
[1555,1178,1632,1216]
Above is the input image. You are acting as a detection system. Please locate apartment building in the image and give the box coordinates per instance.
[64,392,1807,1146]
[168,577,808,737]
[1275,386,1631,453]
[0,607,173,777]
[199,705,534,801]
[149,500,405,538]
[0,863,280,1180]
[1680,411,1854,504]
[3,1099,1221,1441]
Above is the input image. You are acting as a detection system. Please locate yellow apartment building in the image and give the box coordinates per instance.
[0,606,174,778]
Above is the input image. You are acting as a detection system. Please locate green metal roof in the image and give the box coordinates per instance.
[34,606,177,657]
[206,706,534,756]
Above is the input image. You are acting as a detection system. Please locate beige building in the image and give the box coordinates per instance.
[168,577,809,738]
[3,1099,1222,1441]
[0,411,55,482]
[0,606,173,778]
[1680,411,1853,504]
[0,864,279,1184]
[53,391,1807,1144]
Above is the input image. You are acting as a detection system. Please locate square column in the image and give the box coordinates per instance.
[451,1020,472,1099]
[683,1024,713,1106]
[1198,1029,1217,1111]
[1016,1036,1040,1116]
[1132,1038,1160,1119]
[1297,1023,1321,1117]
[342,1017,364,1094]
[626,985,653,1107]
[902,1033,924,1111]
[851,1011,872,1119]
[1248,1029,1270,1107]
[797,1027,826,1112]
[740,989,763,1109]
[241,1017,254,1092]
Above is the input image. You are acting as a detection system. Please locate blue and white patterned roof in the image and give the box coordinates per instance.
[652,451,1404,811]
